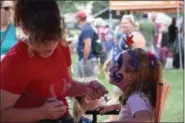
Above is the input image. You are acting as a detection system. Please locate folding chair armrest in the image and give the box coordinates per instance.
[86,109,120,115]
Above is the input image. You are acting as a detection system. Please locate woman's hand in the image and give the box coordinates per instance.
[40,97,67,120]
[85,80,108,100]
[96,105,117,115]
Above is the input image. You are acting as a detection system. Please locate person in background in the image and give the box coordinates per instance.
[73,95,105,123]
[93,18,107,70]
[1,1,17,57]
[168,17,178,58]
[75,11,97,79]
[93,18,114,70]
[103,22,114,59]
[172,20,184,69]
[168,18,178,48]
[121,15,146,49]
[1,1,108,123]
[138,13,155,51]
[151,12,162,59]
[160,23,169,68]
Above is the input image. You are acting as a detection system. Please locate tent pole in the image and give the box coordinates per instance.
[109,9,113,29]
[177,6,183,69]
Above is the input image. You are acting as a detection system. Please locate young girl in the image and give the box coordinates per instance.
[97,48,162,122]
[73,95,105,123]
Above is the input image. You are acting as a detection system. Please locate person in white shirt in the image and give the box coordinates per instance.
[97,48,162,122]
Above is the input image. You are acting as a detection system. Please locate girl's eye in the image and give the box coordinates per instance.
[114,62,119,68]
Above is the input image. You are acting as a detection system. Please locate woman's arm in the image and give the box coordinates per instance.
[65,79,88,97]
[1,90,44,122]
[65,67,108,99]
[1,90,67,123]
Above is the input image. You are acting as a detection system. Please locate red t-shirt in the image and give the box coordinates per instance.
[1,41,72,115]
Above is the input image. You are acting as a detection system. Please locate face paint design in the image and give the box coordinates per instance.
[111,53,124,83]
[128,50,137,69]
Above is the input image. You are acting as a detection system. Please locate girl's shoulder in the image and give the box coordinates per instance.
[126,92,153,117]
[129,92,149,101]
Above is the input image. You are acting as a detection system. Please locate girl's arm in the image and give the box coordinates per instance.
[108,110,152,123]
[96,104,121,114]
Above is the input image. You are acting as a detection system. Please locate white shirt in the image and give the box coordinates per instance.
[1,55,5,61]
[119,92,153,120]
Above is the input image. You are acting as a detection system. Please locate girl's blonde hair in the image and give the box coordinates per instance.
[73,96,86,123]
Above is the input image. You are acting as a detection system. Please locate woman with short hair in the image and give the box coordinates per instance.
[0,0,107,123]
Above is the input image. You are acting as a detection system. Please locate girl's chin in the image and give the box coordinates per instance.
[109,78,117,86]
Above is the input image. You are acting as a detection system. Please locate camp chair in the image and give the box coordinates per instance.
[155,80,172,122]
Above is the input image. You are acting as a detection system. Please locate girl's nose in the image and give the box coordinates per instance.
[109,66,114,72]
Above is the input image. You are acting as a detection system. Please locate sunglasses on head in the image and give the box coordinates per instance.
[1,6,12,11]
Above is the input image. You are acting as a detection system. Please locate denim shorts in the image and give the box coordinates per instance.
[76,58,97,78]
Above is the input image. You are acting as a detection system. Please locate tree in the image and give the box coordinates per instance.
[91,1,109,15]
[57,1,91,15]
[57,0,109,16]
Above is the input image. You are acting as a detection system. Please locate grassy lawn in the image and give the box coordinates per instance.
[71,54,184,122]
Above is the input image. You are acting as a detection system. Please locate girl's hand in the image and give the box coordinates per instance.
[96,105,116,115]
[40,97,67,120]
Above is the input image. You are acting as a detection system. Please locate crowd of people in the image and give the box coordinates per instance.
[0,0,184,123]
[69,11,184,74]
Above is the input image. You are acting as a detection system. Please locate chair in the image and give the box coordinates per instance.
[86,80,172,123]
[155,80,172,122]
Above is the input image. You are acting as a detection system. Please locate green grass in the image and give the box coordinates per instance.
[71,54,184,122]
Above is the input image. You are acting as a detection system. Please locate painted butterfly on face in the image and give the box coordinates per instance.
[111,53,124,83]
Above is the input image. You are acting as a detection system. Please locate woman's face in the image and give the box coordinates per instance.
[1,1,14,24]
[31,41,59,58]
[121,18,133,34]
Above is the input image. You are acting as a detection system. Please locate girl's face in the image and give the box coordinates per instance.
[84,96,104,109]
[1,1,14,24]
[108,51,133,91]
[120,18,133,34]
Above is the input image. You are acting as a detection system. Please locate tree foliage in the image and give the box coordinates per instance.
[91,1,109,15]
[57,0,108,15]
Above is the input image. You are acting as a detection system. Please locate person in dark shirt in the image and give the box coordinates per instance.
[75,11,97,78]
[168,18,178,45]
